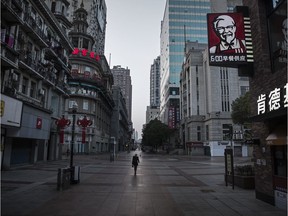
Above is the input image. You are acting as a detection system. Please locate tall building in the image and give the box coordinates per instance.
[111,65,133,122]
[67,2,114,154]
[111,86,129,152]
[160,0,242,128]
[180,42,250,156]
[1,0,73,168]
[150,56,161,107]
[146,56,161,124]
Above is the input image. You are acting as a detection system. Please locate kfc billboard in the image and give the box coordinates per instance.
[207,13,250,67]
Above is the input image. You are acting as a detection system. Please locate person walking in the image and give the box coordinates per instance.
[132,154,140,175]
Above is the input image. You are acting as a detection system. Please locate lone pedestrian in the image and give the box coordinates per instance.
[132,154,140,175]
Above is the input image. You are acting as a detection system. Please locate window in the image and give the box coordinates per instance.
[206,125,209,140]
[22,77,28,94]
[273,146,287,177]
[83,100,89,110]
[69,100,77,109]
[51,2,56,13]
[83,38,89,49]
[187,127,190,141]
[240,86,249,96]
[197,126,201,141]
[72,37,79,47]
[30,81,36,98]
[223,124,232,140]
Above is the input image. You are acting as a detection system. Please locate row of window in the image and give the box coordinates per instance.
[169,13,210,20]
[169,28,207,34]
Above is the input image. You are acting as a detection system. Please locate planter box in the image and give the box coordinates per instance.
[226,175,255,189]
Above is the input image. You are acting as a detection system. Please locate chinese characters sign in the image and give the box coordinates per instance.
[72,48,100,61]
[257,83,288,115]
[207,12,252,67]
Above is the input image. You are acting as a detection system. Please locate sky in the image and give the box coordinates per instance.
[104,0,166,138]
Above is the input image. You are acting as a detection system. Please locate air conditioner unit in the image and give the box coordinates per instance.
[38,89,45,95]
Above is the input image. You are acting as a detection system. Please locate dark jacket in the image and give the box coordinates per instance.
[132,155,140,166]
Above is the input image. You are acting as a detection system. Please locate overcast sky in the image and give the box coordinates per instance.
[104,0,166,138]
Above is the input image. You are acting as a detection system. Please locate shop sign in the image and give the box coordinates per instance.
[207,12,253,67]
[1,95,23,127]
[36,117,42,129]
[257,83,288,115]
[71,48,100,61]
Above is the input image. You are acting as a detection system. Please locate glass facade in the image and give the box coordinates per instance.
[160,0,211,122]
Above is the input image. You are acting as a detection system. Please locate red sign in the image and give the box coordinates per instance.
[72,48,100,61]
[36,117,42,129]
[207,13,247,66]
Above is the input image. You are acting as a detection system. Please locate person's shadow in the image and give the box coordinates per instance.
[131,175,138,187]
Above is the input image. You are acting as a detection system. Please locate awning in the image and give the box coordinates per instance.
[266,126,287,145]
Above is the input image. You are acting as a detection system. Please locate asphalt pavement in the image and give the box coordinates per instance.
[1,151,287,216]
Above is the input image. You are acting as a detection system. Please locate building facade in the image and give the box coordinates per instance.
[68,0,107,54]
[180,41,250,156]
[145,56,161,125]
[160,0,242,128]
[242,0,287,210]
[66,3,114,154]
[1,0,73,169]
[111,65,133,122]
[150,56,161,107]
[111,86,129,152]
[146,106,160,124]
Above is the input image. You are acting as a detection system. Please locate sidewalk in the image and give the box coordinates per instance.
[1,152,287,216]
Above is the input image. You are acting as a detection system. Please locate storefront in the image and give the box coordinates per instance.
[2,96,51,169]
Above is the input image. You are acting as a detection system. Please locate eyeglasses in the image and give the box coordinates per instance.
[216,25,235,33]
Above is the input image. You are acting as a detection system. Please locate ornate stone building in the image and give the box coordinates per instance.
[66,2,114,153]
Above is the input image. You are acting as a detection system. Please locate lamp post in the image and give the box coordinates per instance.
[70,104,78,183]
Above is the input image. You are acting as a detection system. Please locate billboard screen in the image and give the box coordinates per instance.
[207,13,247,66]
[268,1,287,71]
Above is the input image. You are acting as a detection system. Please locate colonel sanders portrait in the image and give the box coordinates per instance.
[209,15,246,54]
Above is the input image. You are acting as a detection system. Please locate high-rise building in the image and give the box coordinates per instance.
[160,0,242,128]
[150,56,161,107]
[146,56,161,124]
[160,0,212,127]
[111,65,133,122]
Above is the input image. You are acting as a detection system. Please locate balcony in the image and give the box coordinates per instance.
[53,11,72,28]
[1,36,19,69]
[22,13,48,48]
[1,0,23,24]
[44,45,69,72]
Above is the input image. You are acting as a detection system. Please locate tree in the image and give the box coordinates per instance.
[142,119,171,151]
[231,92,251,125]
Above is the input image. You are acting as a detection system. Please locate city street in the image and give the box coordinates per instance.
[1,151,286,216]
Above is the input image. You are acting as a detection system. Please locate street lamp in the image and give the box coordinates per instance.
[70,103,78,183]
